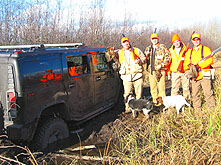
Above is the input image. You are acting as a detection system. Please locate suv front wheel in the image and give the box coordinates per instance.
[33,117,69,151]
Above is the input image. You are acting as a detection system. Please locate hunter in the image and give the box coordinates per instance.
[169,34,190,101]
[118,37,146,114]
[184,32,216,111]
[144,33,171,104]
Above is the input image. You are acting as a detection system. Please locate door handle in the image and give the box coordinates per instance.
[96,76,101,81]
[69,83,75,88]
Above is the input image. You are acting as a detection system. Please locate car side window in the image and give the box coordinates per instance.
[66,55,89,77]
[22,57,62,91]
[92,53,108,72]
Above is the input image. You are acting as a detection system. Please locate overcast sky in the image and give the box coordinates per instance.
[49,0,221,29]
[104,0,221,21]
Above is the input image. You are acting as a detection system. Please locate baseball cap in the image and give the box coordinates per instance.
[192,33,201,40]
[121,37,130,43]
[151,33,159,39]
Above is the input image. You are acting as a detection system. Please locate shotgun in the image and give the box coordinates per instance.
[197,47,221,64]
[177,31,195,72]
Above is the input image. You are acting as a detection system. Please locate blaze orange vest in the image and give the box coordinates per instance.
[169,42,186,73]
[118,47,140,63]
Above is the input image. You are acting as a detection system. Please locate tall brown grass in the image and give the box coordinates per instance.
[108,69,221,164]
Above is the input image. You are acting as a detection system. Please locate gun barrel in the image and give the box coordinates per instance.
[198,47,221,64]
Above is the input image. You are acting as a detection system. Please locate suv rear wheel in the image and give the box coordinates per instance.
[0,103,3,134]
[34,117,69,151]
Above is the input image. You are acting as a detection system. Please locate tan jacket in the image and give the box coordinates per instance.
[118,47,145,81]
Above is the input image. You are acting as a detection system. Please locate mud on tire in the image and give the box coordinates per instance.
[33,117,69,151]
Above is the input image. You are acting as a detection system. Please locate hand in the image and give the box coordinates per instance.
[195,64,200,70]
[167,74,171,80]
[144,52,150,63]
[135,59,142,65]
[156,64,162,70]
[145,51,150,56]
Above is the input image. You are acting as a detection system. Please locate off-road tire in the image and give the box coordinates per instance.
[33,117,69,151]
[0,102,3,134]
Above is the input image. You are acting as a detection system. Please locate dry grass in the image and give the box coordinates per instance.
[213,51,221,68]
[107,69,221,164]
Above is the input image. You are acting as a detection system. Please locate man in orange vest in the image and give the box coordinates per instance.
[184,32,215,111]
[169,34,190,101]
[118,37,146,114]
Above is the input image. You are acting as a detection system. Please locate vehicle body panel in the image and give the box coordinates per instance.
[0,45,121,143]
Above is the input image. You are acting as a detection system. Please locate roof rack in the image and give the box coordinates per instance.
[0,43,84,51]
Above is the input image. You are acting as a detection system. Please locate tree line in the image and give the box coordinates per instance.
[0,0,220,52]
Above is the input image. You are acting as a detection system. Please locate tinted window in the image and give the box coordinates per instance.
[66,55,89,77]
[92,53,108,72]
[22,58,62,90]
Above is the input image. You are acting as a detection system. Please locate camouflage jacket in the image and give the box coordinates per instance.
[144,43,171,72]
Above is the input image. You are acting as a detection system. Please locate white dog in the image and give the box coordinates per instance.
[127,95,154,119]
[156,95,190,114]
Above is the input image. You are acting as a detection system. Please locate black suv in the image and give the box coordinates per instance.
[0,43,121,150]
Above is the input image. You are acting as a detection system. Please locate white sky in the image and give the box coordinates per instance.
[105,0,221,20]
[106,0,221,29]
[49,0,221,29]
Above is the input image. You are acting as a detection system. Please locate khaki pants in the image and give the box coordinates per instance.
[192,78,216,111]
[123,78,143,111]
[149,71,166,103]
[171,72,190,99]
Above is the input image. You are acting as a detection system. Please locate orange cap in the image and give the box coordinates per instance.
[46,69,53,72]
[121,37,130,43]
[172,34,181,43]
[151,33,158,39]
[192,33,201,40]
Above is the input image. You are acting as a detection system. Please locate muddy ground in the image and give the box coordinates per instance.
[0,81,171,164]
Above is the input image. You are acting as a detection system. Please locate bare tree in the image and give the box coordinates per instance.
[0,0,219,51]
[0,0,27,45]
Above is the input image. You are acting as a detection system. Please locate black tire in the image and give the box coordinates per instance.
[0,102,3,134]
[33,118,69,151]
